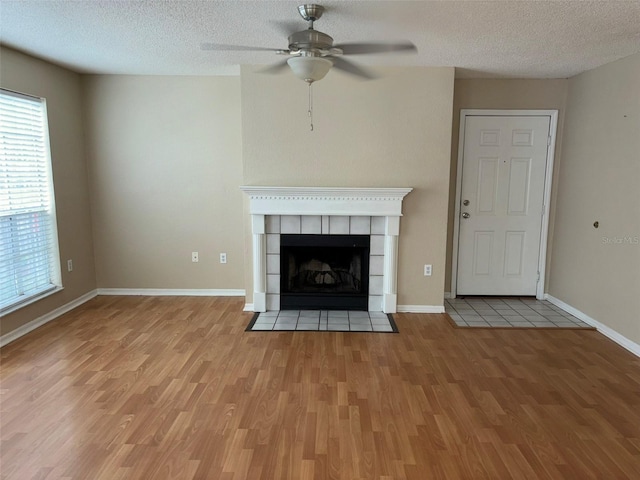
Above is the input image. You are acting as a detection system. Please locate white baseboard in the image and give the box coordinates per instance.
[1,289,98,348]
[97,288,246,297]
[397,305,445,314]
[545,294,640,358]
[243,303,255,312]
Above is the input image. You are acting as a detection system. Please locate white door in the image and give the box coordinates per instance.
[456,115,551,296]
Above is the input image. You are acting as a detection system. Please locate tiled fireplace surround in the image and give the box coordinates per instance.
[241,187,412,313]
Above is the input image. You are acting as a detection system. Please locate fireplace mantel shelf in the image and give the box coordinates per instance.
[240,186,413,217]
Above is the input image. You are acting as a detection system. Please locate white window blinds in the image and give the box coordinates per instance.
[0,89,61,312]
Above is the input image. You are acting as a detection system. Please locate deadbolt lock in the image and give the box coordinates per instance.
[463,199,470,206]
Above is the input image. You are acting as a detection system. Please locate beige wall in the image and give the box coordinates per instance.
[241,66,455,307]
[446,78,569,292]
[0,47,96,336]
[549,53,640,345]
[1,44,637,352]
[83,75,245,290]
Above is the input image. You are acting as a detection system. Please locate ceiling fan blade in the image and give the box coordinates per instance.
[334,42,417,56]
[257,59,291,75]
[200,43,282,52]
[331,57,376,80]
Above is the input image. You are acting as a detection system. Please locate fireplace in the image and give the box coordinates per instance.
[240,186,412,313]
[280,234,370,310]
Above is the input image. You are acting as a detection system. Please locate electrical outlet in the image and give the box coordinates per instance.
[220,253,227,264]
[192,252,199,263]
[424,264,432,276]
[67,259,73,272]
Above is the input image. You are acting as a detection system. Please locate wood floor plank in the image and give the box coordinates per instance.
[1,295,640,479]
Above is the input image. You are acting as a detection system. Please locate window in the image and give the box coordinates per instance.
[0,89,61,313]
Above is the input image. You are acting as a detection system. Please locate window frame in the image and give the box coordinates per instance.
[0,88,62,315]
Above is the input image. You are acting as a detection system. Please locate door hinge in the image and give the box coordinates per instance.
[547,135,552,146]
[537,271,541,283]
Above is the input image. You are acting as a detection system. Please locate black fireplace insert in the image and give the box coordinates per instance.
[280,234,370,310]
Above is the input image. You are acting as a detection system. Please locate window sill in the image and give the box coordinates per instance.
[0,286,64,317]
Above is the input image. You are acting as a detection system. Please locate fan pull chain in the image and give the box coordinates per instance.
[308,82,314,131]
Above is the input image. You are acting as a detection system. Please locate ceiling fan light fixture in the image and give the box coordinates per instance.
[287,56,333,83]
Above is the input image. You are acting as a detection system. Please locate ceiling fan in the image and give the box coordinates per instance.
[201,3,416,84]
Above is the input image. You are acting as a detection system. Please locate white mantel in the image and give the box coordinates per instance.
[240,186,413,313]
[240,186,412,217]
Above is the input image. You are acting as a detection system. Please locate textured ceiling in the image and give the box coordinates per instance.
[1,1,640,78]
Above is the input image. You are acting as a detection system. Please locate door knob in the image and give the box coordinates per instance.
[462,212,470,219]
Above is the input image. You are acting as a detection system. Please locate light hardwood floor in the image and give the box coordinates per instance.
[1,296,639,479]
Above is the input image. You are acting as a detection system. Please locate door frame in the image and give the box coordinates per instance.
[451,109,559,300]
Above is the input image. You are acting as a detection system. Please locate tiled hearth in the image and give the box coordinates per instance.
[240,186,412,313]
[247,310,398,332]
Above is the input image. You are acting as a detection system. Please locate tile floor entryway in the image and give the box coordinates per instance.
[247,310,397,332]
[446,297,593,328]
